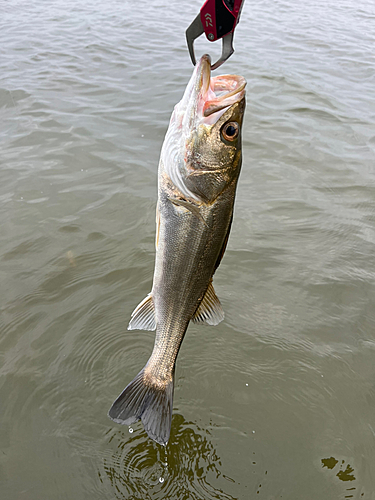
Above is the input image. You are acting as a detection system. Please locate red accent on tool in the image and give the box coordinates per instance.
[200,0,244,42]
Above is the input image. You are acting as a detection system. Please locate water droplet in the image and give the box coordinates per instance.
[252,430,255,434]
[129,427,133,434]
[246,383,248,386]
[159,477,164,483]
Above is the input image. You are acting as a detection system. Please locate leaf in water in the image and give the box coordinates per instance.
[336,464,356,482]
[321,456,339,470]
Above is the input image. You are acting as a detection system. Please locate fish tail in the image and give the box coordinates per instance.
[108,367,174,446]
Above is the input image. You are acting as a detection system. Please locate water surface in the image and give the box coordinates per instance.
[1,0,375,498]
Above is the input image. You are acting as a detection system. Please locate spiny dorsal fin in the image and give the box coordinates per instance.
[192,281,224,326]
[128,294,156,331]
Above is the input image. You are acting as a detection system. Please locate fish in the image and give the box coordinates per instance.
[108,54,246,446]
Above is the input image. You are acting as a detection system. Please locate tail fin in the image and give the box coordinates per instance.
[108,367,174,446]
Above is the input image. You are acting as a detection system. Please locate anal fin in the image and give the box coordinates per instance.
[128,293,156,331]
[192,281,224,326]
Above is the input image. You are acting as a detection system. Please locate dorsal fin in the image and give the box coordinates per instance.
[192,281,224,326]
[128,294,156,331]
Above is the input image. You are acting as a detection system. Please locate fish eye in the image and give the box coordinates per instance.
[221,122,239,141]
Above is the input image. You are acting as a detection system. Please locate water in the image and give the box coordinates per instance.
[1,0,375,498]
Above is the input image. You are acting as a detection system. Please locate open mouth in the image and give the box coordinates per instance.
[204,74,246,116]
[169,54,246,134]
[195,54,246,122]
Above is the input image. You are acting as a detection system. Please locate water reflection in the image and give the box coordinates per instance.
[102,413,237,500]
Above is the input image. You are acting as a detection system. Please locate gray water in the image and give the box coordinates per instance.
[1,0,375,498]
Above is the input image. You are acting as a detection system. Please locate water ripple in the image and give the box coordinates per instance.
[1,0,375,497]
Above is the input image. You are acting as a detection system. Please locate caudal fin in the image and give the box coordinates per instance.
[108,368,174,446]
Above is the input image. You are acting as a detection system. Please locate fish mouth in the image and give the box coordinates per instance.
[193,54,246,123]
[177,55,246,129]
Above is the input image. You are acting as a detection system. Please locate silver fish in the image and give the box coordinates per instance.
[109,55,246,445]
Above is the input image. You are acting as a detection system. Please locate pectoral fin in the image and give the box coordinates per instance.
[168,197,208,226]
[192,281,224,326]
[128,294,156,331]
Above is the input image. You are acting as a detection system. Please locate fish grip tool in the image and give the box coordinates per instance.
[186,0,244,70]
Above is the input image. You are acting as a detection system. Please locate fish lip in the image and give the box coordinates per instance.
[192,55,247,120]
[195,54,212,96]
[203,75,246,117]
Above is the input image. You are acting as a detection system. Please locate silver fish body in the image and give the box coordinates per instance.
[109,55,246,445]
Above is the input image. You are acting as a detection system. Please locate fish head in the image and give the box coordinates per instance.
[161,55,246,203]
